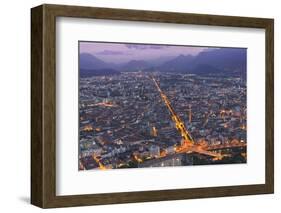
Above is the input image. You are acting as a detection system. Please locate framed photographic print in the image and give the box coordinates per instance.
[31,4,274,208]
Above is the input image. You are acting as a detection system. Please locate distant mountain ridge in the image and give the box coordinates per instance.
[80,53,114,70]
[121,60,149,71]
[160,48,246,76]
[79,48,246,77]
[159,54,195,72]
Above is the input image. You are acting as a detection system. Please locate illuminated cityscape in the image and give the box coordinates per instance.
[78,42,247,170]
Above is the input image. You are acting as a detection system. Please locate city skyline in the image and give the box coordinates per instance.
[78,41,247,171]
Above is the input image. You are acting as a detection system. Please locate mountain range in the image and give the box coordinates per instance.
[79,48,246,77]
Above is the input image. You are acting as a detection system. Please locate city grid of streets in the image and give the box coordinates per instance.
[79,72,247,170]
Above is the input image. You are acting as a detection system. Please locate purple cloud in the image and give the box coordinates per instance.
[125,44,169,50]
[96,50,126,55]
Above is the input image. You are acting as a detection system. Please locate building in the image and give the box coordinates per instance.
[149,145,160,158]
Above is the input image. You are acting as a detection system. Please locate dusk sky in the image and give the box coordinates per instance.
[79,42,212,64]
